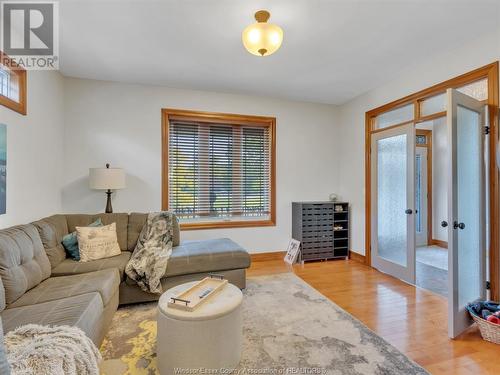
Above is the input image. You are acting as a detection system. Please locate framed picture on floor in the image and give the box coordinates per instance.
[284,239,301,264]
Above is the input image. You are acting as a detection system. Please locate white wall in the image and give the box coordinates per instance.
[62,78,340,253]
[0,70,65,228]
[338,29,500,255]
[3,27,498,255]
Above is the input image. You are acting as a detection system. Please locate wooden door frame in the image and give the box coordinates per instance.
[365,62,500,300]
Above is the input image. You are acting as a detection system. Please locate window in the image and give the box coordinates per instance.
[419,94,445,117]
[0,51,26,115]
[162,109,276,230]
[458,78,488,101]
[416,79,488,119]
[373,103,414,129]
[415,135,427,145]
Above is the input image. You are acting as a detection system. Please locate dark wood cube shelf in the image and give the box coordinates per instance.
[292,201,349,262]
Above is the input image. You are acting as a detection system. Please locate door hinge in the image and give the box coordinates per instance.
[486,281,491,290]
[485,126,490,135]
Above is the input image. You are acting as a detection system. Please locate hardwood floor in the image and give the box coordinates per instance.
[247,258,500,375]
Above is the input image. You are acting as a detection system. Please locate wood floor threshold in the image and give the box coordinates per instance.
[251,251,286,262]
[429,239,448,248]
[348,250,366,264]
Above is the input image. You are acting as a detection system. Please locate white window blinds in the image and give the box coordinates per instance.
[0,66,18,102]
[168,120,272,223]
[0,67,11,99]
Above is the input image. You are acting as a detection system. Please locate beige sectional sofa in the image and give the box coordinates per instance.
[0,212,251,347]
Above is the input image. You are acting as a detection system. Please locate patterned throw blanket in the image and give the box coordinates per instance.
[125,212,175,294]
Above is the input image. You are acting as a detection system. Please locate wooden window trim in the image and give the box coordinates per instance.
[416,111,447,124]
[364,61,500,300]
[161,108,276,231]
[0,51,27,115]
[371,120,414,134]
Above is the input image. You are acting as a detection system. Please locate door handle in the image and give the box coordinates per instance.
[405,209,413,215]
[441,221,448,228]
[453,221,465,230]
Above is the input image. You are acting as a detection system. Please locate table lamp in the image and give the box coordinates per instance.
[89,163,126,213]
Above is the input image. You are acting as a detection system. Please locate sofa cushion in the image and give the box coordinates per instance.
[128,212,180,251]
[43,244,67,269]
[0,225,51,305]
[127,213,147,251]
[164,238,250,277]
[65,214,129,250]
[9,269,120,308]
[32,214,69,249]
[2,293,103,345]
[32,215,69,268]
[51,251,131,280]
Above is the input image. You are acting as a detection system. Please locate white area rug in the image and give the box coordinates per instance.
[101,273,429,374]
[416,245,448,270]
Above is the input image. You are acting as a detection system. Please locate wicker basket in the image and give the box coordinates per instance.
[468,306,500,344]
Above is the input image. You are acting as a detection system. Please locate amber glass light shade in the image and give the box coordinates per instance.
[242,10,283,57]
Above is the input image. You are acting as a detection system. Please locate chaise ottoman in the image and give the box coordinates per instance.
[157,281,243,374]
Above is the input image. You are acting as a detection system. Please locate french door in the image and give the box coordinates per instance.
[371,123,416,284]
[446,88,487,338]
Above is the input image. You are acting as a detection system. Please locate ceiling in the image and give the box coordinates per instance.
[59,0,500,105]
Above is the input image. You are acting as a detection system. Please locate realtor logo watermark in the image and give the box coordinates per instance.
[1,1,59,70]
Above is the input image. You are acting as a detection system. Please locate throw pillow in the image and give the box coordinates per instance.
[61,218,103,260]
[76,222,121,262]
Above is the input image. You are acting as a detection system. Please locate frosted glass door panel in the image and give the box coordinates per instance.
[377,135,407,266]
[447,88,486,339]
[456,106,481,308]
[415,147,428,247]
[371,123,415,285]
[416,154,422,234]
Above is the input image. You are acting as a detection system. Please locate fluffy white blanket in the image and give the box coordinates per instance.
[5,324,101,375]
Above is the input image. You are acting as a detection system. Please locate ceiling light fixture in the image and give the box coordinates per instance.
[242,10,283,57]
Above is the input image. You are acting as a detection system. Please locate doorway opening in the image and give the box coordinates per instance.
[415,122,448,296]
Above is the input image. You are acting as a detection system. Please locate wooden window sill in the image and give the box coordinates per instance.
[180,219,276,231]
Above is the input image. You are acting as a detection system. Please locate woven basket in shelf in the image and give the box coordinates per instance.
[468,308,500,344]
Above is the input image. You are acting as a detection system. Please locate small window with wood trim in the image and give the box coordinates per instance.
[162,109,276,230]
[0,52,27,115]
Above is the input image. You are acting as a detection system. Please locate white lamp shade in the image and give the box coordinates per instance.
[89,167,126,190]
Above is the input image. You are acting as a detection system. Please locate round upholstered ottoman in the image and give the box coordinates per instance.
[157,281,243,375]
